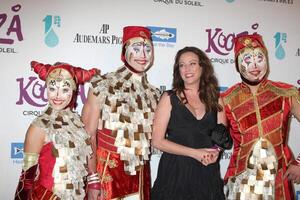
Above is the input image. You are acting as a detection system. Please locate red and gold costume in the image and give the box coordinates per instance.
[222,80,300,199]
[222,34,300,199]
[20,107,93,199]
[89,26,160,200]
[15,62,98,200]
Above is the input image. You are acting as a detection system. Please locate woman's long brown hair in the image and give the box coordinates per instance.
[172,46,222,112]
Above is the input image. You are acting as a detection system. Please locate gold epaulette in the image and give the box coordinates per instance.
[222,84,242,105]
[267,83,300,104]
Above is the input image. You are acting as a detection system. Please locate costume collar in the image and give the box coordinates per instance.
[118,65,147,83]
[44,105,72,117]
[240,79,268,93]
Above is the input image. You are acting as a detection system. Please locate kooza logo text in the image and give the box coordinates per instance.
[205,23,259,56]
[0,4,23,45]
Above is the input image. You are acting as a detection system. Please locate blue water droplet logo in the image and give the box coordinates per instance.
[275,44,285,60]
[44,28,59,47]
[226,0,235,2]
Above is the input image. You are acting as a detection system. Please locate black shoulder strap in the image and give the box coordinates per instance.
[165,90,178,107]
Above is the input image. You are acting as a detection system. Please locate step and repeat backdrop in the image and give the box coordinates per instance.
[1,0,300,199]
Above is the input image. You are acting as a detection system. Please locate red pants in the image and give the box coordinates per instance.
[97,129,151,200]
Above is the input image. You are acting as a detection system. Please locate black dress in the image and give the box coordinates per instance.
[151,91,225,200]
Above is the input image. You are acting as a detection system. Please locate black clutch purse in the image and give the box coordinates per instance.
[210,123,232,150]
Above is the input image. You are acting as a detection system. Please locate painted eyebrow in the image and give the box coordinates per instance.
[132,42,144,46]
[242,53,252,59]
[62,81,71,87]
[49,80,56,86]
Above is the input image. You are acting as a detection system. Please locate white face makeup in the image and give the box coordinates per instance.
[47,79,73,110]
[238,48,268,83]
[125,40,153,73]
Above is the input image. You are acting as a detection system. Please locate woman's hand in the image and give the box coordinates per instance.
[284,164,300,184]
[192,148,220,166]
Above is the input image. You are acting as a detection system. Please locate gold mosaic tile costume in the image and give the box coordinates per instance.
[90,66,160,199]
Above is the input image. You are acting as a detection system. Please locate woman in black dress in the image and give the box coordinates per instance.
[151,47,228,200]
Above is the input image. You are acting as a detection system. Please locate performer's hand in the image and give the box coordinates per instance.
[88,188,101,200]
[284,164,300,184]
